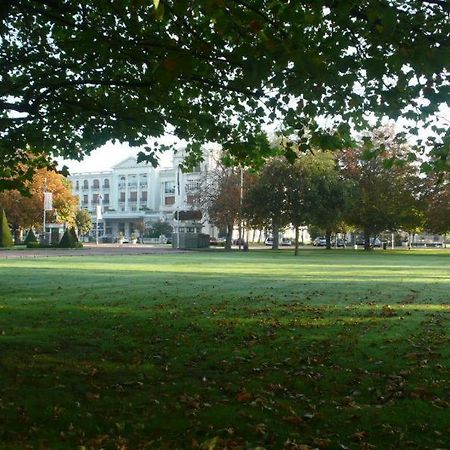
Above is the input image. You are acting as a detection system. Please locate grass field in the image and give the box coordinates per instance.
[0,249,449,449]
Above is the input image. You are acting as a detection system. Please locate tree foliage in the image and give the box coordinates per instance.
[58,226,81,248]
[299,153,352,249]
[1,1,449,190]
[198,164,243,250]
[145,220,173,238]
[244,159,290,249]
[424,177,450,235]
[244,152,350,252]
[75,209,93,237]
[0,209,13,247]
[340,128,423,249]
[0,168,78,232]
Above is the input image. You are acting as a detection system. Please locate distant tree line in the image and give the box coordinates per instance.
[200,128,450,252]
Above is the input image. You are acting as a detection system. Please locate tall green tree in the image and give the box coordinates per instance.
[244,159,290,250]
[0,209,14,248]
[75,209,93,239]
[302,153,352,250]
[2,1,449,190]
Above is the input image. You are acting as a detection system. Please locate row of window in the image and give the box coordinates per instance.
[163,180,200,194]
[75,179,110,190]
[75,178,200,193]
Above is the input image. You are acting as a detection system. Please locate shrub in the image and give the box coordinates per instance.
[24,229,38,244]
[0,210,14,248]
[26,242,42,249]
[58,227,82,248]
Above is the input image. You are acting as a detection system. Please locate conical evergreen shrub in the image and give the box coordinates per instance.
[59,227,81,248]
[24,229,38,244]
[0,210,14,248]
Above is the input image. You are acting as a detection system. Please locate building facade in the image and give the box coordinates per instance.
[69,151,216,240]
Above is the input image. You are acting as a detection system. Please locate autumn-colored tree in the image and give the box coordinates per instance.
[0,169,78,239]
[340,128,422,250]
[424,177,450,237]
[198,164,247,251]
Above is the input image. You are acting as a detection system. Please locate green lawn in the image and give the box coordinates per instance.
[0,250,449,449]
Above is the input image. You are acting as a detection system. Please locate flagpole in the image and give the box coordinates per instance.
[43,206,46,244]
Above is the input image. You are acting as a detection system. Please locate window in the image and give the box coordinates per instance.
[103,179,110,188]
[75,180,79,190]
[129,191,137,201]
[186,180,200,192]
[83,180,89,189]
[93,193,99,204]
[164,181,175,194]
[119,192,125,202]
[93,179,99,189]
[83,195,88,205]
[141,191,148,201]
[187,195,195,205]
[103,193,109,204]
[165,196,175,205]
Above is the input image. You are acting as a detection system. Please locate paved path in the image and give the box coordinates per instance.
[0,244,187,259]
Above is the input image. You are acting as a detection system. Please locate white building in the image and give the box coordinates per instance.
[69,151,217,240]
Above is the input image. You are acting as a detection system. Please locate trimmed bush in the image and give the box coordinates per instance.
[26,242,42,249]
[58,227,83,248]
[0,210,14,248]
[24,229,38,244]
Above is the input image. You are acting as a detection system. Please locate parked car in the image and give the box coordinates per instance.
[232,238,246,246]
[355,237,382,247]
[313,237,327,247]
[209,237,219,246]
[281,237,292,246]
[335,238,346,247]
[265,237,273,246]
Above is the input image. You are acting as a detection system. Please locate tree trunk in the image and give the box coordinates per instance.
[272,224,279,250]
[294,225,299,256]
[364,230,371,251]
[225,223,233,251]
[325,230,332,250]
[14,227,21,244]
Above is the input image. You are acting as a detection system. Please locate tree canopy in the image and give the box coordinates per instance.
[0,168,78,232]
[1,1,449,190]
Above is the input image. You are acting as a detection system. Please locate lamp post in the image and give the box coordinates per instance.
[96,194,103,245]
[238,167,243,250]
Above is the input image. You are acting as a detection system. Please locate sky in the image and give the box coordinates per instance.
[58,141,177,175]
[58,104,449,175]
